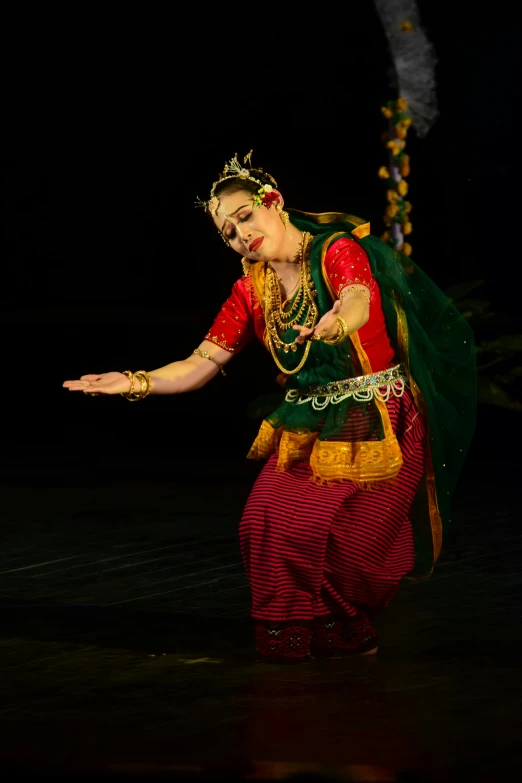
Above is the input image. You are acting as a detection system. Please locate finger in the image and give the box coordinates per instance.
[81,387,111,395]
[66,388,97,393]
[294,329,313,343]
[63,380,94,388]
[295,333,311,344]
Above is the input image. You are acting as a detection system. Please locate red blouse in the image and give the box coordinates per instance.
[204,236,395,373]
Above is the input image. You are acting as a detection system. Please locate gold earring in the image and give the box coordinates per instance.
[277,205,289,230]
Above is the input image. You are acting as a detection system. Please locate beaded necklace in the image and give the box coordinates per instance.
[264,232,318,375]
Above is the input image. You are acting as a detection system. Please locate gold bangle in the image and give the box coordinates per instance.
[121,370,136,400]
[134,370,152,399]
[121,370,152,401]
[321,315,350,346]
[193,348,227,377]
[136,372,147,398]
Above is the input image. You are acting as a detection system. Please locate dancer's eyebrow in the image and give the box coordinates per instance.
[221,204,250,234]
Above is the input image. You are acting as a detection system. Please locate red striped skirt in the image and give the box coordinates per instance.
[240,385,426,640]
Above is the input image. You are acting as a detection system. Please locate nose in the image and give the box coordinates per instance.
[236,223,252,243]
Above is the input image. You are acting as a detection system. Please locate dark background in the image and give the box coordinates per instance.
[1,2,519,485]
[1,6,522,780]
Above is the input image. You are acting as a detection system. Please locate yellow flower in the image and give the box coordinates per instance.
[381,107,393,119]
[396,97,409,111]
[395,125,408,139]
[386,141,401,156]
[397,179,408,197]
[402,117,412,129]
[386,189,399,203]
[404,201,412,214]
[386,204,400,219]
[403,221,413,235]
[381,231,391,243]
[400,155,410,177]
[378,166,390,179]
[402,242,412,256]
[399,20,414,31]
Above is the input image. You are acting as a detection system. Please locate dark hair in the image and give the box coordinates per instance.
[213,168,277,200]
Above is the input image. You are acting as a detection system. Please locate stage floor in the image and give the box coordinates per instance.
[0,452,520,782]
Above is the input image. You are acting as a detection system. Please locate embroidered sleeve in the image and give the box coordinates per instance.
[204,277,255,353]
[324,236,373,298]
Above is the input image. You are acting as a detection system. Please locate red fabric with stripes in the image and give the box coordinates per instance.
[239,386,425,623]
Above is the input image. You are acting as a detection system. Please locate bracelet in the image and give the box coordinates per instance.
[321,315,350,346]
[121,370,153,401]
[193,348,227,377]
[340,285,371,306]
[134,370,152,400]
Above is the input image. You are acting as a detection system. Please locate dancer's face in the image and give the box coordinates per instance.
[213,189,286,262]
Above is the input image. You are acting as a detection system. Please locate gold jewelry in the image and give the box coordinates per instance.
[340,285,371,306]
[321,315,350,346]
[276,204,290,229]
[121,370,152,401]
[195,151,278,216]
[193,349,227,377]
[134,370,152,399]
[311,332,323,341]
[121,370,136,400]
[264,231,319,375]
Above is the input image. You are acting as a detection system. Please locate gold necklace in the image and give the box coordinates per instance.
[264,232,318,375]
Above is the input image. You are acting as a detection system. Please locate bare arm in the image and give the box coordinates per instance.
[337,286,370,333]
[64,276,254,397]
[63,341,235,396]
[148,342,234,394]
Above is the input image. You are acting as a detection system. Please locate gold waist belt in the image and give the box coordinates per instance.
[284,363,407,410]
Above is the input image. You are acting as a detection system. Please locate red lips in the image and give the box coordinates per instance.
[249,237,264,253]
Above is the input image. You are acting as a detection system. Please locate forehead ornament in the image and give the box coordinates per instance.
[195,150,278,218]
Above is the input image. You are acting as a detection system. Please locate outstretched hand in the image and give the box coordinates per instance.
[293,300,341,345]
[63,372,132,396]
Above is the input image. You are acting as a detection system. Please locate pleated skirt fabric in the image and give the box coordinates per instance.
[240,385,426,626]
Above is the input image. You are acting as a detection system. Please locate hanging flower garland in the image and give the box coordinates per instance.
[378,96,413,257]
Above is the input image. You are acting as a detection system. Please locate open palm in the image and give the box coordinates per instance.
[63,372,131,395]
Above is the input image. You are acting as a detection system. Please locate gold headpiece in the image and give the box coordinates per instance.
[195,150,278,217]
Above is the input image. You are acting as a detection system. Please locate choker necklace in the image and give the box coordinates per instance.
[264,232,318,375]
